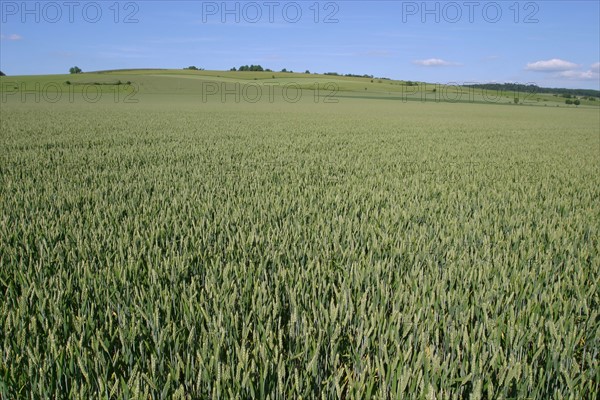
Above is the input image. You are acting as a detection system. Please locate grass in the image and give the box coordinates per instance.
[2,69,597,106]
[0,71,599,398]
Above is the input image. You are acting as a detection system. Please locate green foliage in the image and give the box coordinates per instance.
[0,80,598,399]
[69,66,82,74]
[465,83,600,99]
[239,65,264,72]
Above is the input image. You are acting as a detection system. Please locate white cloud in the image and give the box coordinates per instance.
[558,70,598,80]
[413,58,457,67]
[525,58,578,72]
[533,61,600,81]
[0,33,23,41]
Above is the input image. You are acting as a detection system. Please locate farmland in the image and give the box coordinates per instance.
[1,71,599,398]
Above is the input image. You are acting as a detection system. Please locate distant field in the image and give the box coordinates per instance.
[1,71,598,398]
[3,69,598,106]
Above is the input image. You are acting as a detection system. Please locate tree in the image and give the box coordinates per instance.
[573,99,580,107]
[69,66,82,74]
[230,67,237,71]
[514,97,519,104]
[0,71,5,76]
[239,65,264,72]
[305,70,310,74]
[184,66,199,70]
[565,99,573,105]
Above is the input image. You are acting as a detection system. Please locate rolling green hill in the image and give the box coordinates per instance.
[2,69,597,107]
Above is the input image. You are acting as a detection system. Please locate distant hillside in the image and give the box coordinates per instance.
[464,83,599,99]
[3,69,598,108]
[90,68,170,74]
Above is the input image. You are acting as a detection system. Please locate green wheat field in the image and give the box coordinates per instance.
[1,70,599,398]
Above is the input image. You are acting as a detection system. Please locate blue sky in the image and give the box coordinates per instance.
[1,0,599,89]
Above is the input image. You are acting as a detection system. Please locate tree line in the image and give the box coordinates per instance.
[464,83,599,99]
